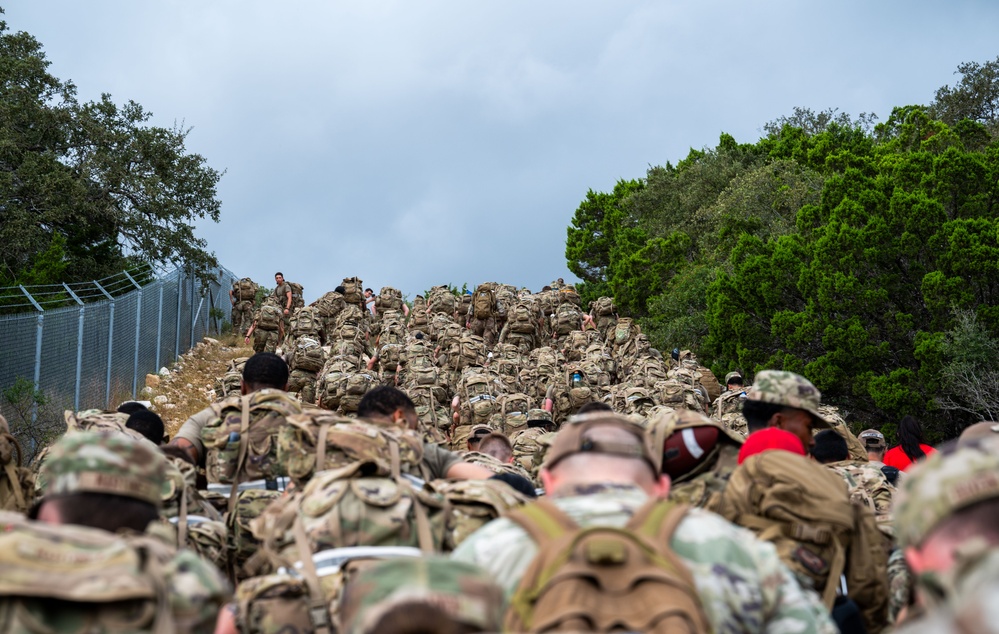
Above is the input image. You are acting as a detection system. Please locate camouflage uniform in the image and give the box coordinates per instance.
[828,458,897,541]
[22,431,231,631]
[893,436,999,618]
[712,387,749,438]
[451,482,837,633]
[339,556,505,634]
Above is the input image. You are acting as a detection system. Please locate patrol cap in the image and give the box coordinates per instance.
[724,371,743,384]
[745,370,831,429]
[858,428,887,450]
[544,412,660,476]
[339,556,505,634]
[38,430,167,507]
[958,421,999,446]
[895,436,999,548]
[468,424,492,442]
[526,409,553,427]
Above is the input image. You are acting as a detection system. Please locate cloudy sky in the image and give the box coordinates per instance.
[7,1,999,301]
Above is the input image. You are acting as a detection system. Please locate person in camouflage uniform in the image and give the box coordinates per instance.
[452,412,837,632]
[892,435,999,628]
[740,369,833,451]
[813,429,897,544]
[650,409,743,512]
[339,556,505,633]
[712,370,749,437]
[509,408,557,482]
[23,431,231,632]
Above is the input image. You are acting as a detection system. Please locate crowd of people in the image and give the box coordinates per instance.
[0,273,995,633]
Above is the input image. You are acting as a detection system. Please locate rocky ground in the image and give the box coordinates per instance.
[142,335,253,437]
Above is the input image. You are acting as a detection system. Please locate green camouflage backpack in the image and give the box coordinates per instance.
[0,416,33,513]
[201,390,303,493]
[278,411,428,485]
[530,346,563,378]
[655,378,707,414]
[503,498,709,634]
[611,316,639,346]
[229,488,285,581]
[288,282,305,312]
[435,478,530,550]
[0,510,229,634]
[459,371,502,425]
[453,332,487,370]
[508,301,537,334]
[552,302,582,336]
[341,277,364,305]
[374,286,404,313]
[315,290,346,319]
[471,283,497,319]
[497,392,532,436]
[590,296,615,317]
[234,277,259,301]
[291,306,322,338]
[317,358,357,410]
[511,426,555,480]
[290,336,326,373]
[159,455,228,574]
[376,343,404,372]
[250,462,447,573]
[339,371,377,413]
[257,302,283,332]
[215,356,249,399]
[427,285,458,316]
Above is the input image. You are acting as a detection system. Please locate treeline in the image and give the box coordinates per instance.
[566,57,999,442]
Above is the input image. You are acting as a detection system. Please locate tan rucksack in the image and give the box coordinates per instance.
[257,302,283,331]
[504,498,710,633]
[341,277,364,305]
[290,306,322,338]
[719,450,889,628]
[436,478,529,550]
[290,336,326,373]
[288,282,305,311]
[375,286,404,313]
[472,283,497,319]
[0,416,33,513]
[553,303,582,336]
[233,277,258,301]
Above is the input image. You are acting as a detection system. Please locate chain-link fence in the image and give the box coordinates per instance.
[0,265,238,429]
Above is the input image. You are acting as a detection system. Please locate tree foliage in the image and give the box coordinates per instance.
[0,14,223,287]
[565,57,999,440]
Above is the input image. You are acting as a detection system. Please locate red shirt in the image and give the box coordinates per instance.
[883,444,936,471]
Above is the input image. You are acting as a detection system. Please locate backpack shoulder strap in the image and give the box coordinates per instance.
[505,497,579,547]
[227,394,253,513]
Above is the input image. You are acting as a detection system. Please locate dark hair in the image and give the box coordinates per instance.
[576,401,613,415]
[811,430,849,464]
[365,288,373,294]
[358,386,416,419]
[898,415,927,461]
[742,400,785,434]
[727,377,744,387]
[356,601,481,634]
[478,433,513,463]
[116,401,148,415]
[126,410,165,444]
[275,272,283,277]
[335,286,346,294]
[242,352,289,390]
[43,493,159,533]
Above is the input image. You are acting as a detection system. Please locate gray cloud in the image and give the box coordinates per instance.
[7,0,999,300]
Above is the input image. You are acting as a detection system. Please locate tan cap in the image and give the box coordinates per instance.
[745,370,831,429]
[958,422,999,446]
[544,412,660,476]
[858,428,886,449]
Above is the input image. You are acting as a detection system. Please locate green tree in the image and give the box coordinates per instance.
[0,15,223,288]
[930,56,999,137]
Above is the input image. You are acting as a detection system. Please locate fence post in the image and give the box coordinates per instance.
[189,272,197,348]
[63,283,85,411]
[175,270,183,362]
[156,283,164,372]
[94,281,115,407]
[123,271,143,399]
[19,286,44,423]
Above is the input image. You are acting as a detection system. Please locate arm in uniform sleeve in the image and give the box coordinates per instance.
[170,405,217,465]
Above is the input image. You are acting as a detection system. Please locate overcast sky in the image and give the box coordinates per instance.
[6,1,999,301]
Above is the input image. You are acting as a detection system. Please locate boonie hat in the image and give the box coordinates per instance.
[745,370,831,429]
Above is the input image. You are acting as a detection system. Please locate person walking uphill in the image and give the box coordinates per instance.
[451,411,837,633]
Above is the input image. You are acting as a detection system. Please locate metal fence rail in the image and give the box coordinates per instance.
[0,266,238,421]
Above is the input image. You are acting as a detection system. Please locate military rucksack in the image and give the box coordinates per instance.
[0,510,225,633]
[0,416,33,513]
[288,282,305,311]
[472,283,496,319]
[317,359,356,411]
[341,277,364,305]
[453,332,487,370]
[504,498,710,633]
[497,392,532,436]
[436,478,529,550]
[257,303,283,332]
[315,290,346,320]
[511,427,555,479]
[508,301,537,334]
[719,450,889,628]
[278,411,428,485]
[201,390,303,499]
[553,302,582,336]
[216,356,249,399]
[655,378,707,414]
[590,296,616,317]
[291,306,322,338]
[233,277,258,301]
[460,371,502,425]
[611,317,639,345]
[374,286,404,313]
[339,371,377,413]
[427,285,458,316]
[290,336,326,373]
